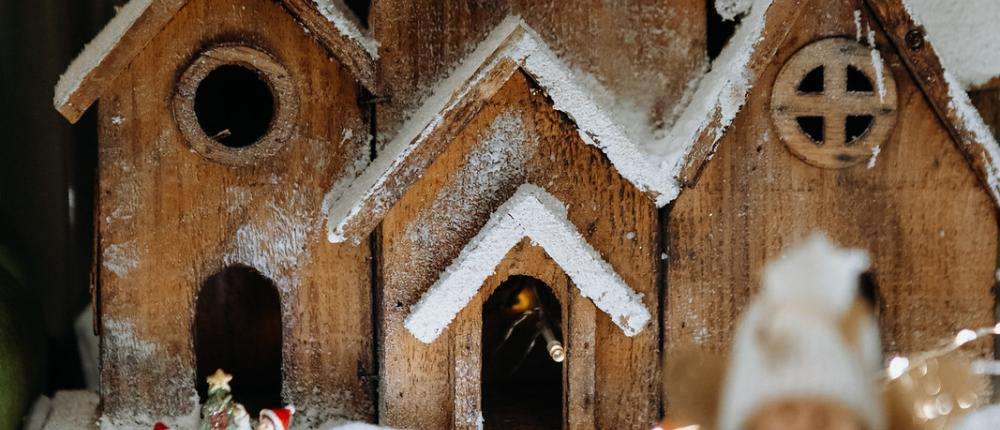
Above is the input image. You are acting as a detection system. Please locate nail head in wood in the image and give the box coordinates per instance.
[905,29,925,51]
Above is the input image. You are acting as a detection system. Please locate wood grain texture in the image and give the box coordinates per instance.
[58,0,378,123]
[866,0,1000,207]
[96,0,373,425]
[677,0,806,186]
[280,0,378,92]
[665,0,997,364]
[378,72,659,429]
[370,0,706,147]
[56,0,189,123]
[334,57,522,243]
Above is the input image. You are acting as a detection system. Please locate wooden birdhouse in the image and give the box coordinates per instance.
[665,0,1000,362]
[54,0,379,427]
[54,0,1000,428]
[325,19,666,430]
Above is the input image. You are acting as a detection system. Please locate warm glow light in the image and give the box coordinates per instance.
[888,356,910,379]
[954,329,977,345]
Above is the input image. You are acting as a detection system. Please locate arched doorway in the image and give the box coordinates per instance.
[194,264,282,414]
[482,275,564,429]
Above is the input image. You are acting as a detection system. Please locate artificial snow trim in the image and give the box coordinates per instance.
[54,0,378,123]
[647,0,775,192]
[404,184,651,343]
[54,0,165,122]
[312,0,379,59]
[903,0,1000,90]
[326,16,675,244]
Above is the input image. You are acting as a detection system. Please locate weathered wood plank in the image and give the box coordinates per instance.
[379,72,659,429]
[97,0,374,425]
[666,0,997,362]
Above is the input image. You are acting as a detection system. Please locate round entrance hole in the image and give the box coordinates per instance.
[193,65,275,148]
[174,45,298,166]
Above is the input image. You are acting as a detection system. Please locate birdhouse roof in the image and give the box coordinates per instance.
[677,0,1000,209]
[904,0,1000,91]
[325,17,683,244]
[53,0,378,124]
[403,184,651,343]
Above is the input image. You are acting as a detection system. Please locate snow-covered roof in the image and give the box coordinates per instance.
[325,16,675,244]
[903,0,1000,90]
[661,0,1000,208]
[323,2,800,244]
[403,184,651,344]
[869,0,1000,205]
[54,0,378,123]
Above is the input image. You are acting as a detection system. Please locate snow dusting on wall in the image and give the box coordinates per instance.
[102,241,141,278]
[404,184,651,343]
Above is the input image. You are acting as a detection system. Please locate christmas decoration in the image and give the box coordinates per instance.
[44,0,1000,427]
[717,234,884,430]
[199,369,251,430]
[257,405,295,430]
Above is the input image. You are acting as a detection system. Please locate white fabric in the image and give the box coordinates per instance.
[718,234,884,430]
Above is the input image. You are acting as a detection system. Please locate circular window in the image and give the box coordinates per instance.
[770,38,898,169]
[174,45,298,166]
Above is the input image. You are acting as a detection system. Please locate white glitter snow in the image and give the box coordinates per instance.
[404,184,651,343]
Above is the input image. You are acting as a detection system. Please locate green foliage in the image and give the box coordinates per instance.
[0,245,45,430]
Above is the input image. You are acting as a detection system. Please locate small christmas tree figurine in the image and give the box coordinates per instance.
[199,369,251,430]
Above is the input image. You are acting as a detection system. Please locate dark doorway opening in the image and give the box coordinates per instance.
[194,265,282,415]
[482,276,564,430]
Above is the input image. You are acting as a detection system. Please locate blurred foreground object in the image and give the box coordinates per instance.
[718,233,884,430]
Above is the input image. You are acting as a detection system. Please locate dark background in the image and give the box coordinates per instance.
[0,0,122,394]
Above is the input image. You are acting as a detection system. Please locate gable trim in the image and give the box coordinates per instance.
[326,16,668,244]
[866,0,1000,207]
[403,184,651,344]
[674,0,806,187]
[54,0,377,124]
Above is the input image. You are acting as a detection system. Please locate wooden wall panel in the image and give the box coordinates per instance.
[379,72,659,429]
[96,0,373,425]
[665,0,997,363]
[370,0,706,144]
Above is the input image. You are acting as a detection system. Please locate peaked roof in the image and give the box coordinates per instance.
[681,0,1000,206]
[903,0,1000,91]
[403,184,651,344]
[324,5,802,244]
[869,0,1000,204]
[325,16,669,244]
[325,0,1000,244]
[54,0,378,123]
